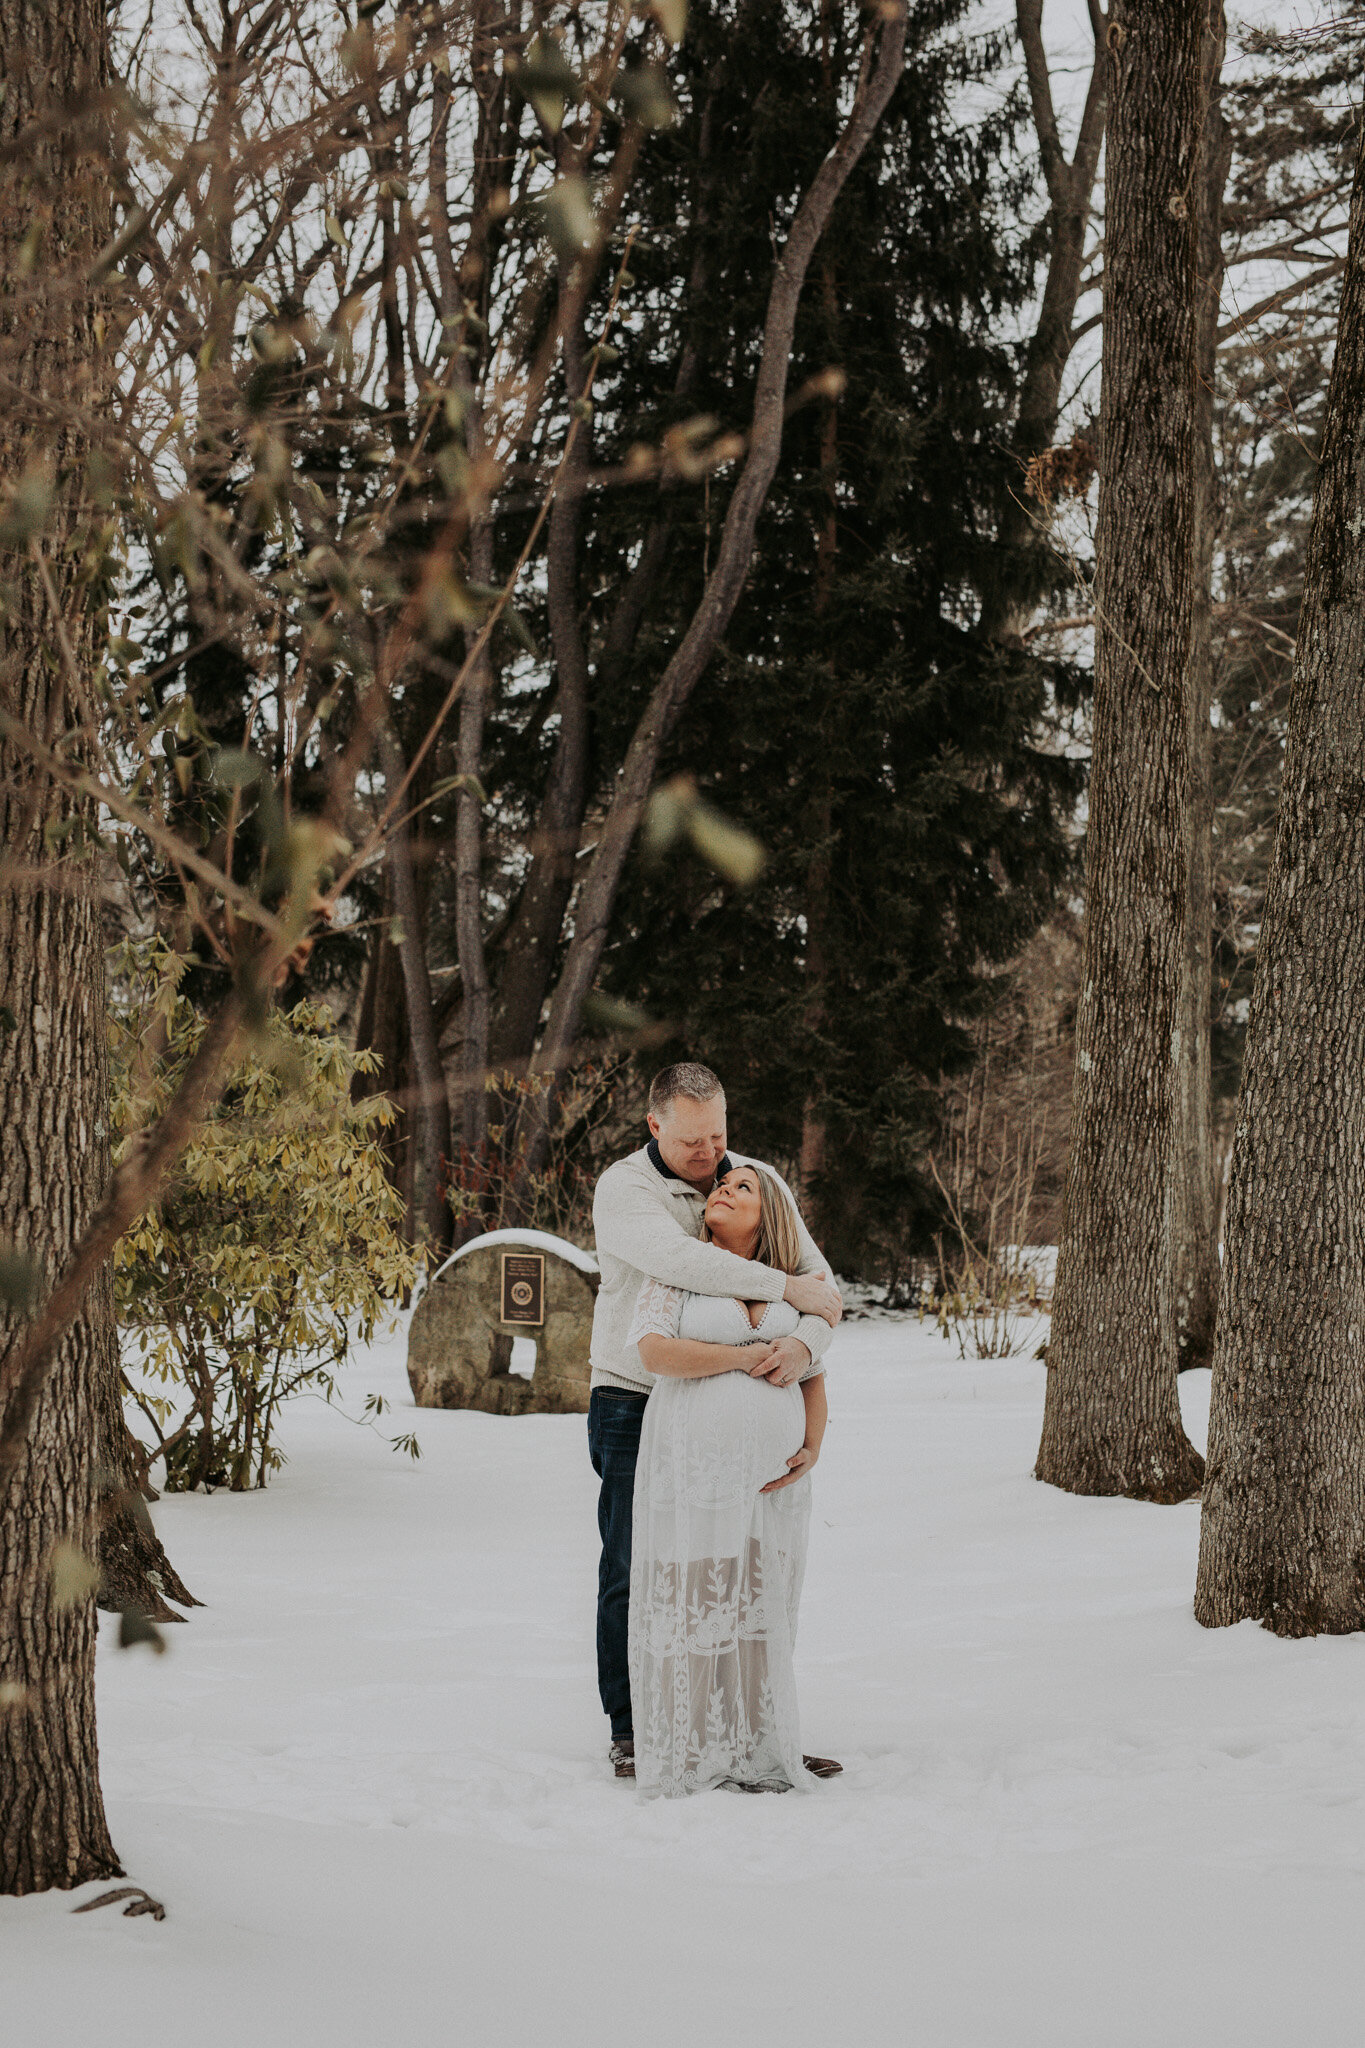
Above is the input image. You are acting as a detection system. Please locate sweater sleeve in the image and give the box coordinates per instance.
[592,1170,786,1302]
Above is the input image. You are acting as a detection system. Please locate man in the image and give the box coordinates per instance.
[587,1060,842,1778]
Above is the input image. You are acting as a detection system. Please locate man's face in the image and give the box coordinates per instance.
[647,1091,728,1189]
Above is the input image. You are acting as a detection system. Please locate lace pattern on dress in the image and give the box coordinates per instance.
[626,1277,686,1360]
[628,1287,812,1799]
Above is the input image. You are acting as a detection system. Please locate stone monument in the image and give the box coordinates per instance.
[407,1228,599,1416]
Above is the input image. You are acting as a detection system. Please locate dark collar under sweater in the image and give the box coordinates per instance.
[646,1137,734,1190]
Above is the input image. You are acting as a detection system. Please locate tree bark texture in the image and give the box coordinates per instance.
[1171,0,1230,1371]
[1194,122,1365,1634]
[799,205,840,1227]
[1035,0,1205,1502]
[353,863,417,1236]
[981,0,1107,642]
[441,7,503,1155]
[0,900,123,1893]
[95,1360,199,1623]
[453,516,494,1156]
[0,0,123,1892]
[378,727,451,1253]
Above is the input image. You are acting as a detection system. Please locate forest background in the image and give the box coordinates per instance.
[35,0,1340,1293]
[153,0,1337,1290]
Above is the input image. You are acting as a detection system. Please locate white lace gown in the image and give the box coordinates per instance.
[626,1282,818,1798]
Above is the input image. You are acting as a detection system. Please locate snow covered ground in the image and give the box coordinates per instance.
[8,1314,1365,2046]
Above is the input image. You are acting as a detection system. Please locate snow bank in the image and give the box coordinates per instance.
[5,1320,1365,2045]
[430,1226,599,1281]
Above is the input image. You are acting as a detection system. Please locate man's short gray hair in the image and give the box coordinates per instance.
[648,1061,724,1116]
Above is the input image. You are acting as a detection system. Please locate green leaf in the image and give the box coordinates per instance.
[643,774,766,887]
[582,992,653,1035]
[86,448,117,510]
[667,413,720,447]
[618,60,677,129]
[118,1608,167,1654]
[536,178,597,258]
[0,469,53,549]
[423,571,483,637]
[642,774,691,858]
[429,773,488,804]
[213,749,263,786]
[687,804,766,888]
[499,606,540,659]
[647,0,687,44]
[511,35,580,134]
[16,219,42,276]
[50,1541,100,1612]
[435,443,468,498]
[0,1246,39,1310]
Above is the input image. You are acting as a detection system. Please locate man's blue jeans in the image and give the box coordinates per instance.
[587,1387,649,1741]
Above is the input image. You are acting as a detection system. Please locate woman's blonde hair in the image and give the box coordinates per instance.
[706,1166,803,1275]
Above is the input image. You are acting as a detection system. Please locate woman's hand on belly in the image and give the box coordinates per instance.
[760,1444,817,1494]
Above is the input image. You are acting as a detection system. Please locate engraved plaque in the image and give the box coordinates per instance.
[500,1251,545,1327]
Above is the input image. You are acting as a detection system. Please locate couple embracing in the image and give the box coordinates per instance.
[586,1061,843,1798]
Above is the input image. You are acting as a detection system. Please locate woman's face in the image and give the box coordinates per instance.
[705,1166,762,1247]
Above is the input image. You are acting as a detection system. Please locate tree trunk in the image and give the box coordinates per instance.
[799,190,840,1225]
[378,727,451,1254]
[1171,0,1230,1371]
[453,514,494,1157]
[0,0,124,1891]
[95,1356,199,1623]
[1035,0,1205,1503]
[981,0,1107,643]
[353,867,416,1239]
[1193,120,1365,1634]
[0,890,125,1892]
[446,6,505,1158]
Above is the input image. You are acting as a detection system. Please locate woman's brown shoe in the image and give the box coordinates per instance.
[803,1754,843,1778]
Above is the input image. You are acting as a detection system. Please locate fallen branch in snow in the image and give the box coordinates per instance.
[71,1885,166,1921]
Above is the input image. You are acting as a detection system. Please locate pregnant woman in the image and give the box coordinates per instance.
[626,1164,830,1797]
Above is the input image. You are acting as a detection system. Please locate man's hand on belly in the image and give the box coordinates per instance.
[746,1334,812,1387]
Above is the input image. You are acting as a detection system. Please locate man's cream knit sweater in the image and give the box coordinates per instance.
[589,1145,836,1394]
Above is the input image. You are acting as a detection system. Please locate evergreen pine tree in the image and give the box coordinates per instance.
[572,0,1078,1274]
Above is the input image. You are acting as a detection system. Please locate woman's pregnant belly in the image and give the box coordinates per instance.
[653,1369,805,1502]
[743,1373,806,1485]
